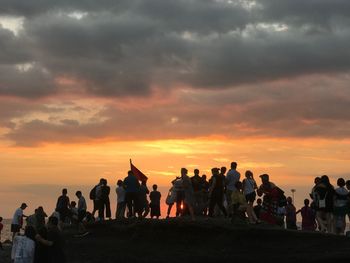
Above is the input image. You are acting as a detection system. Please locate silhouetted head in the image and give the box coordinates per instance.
[76,191,82,198]
[257,198,262,205]
[128,170,134,177]
[71,201,76,207]
[211,167,219,176]
[220,167,227,175]
[337,178,345,187]
[194,169,199,176]
[21,203,28,210]
[24,226,36,241]
[321,175,330,185]
[181,168,188,176]
[153,184,158,190]
[37,206,44,213]
[304,199,310,206]
[245,170,253,179]
[117,180,123,186]
[103,179,108,185]
[202,174,207,181]
[314,177,321,185]
[62,188,67,195]
[287,196,293,204]
[259,174,269,184]
[231,162,237,169]
[99,178,104,184]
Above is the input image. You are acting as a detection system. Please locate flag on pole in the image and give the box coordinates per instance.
[130,159,148,182]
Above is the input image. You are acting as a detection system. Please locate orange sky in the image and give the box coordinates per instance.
[1,1,350,219]
[1,137,350,218]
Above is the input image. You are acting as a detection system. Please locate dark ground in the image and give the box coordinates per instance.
[2,218,350,263]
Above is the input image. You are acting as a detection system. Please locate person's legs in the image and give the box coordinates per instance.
[167,203,173,218]
[208,193,217,217]
[216,196,227,217]
[98,200,105,220]
[125,193,133,217]
[226,190,233,216]
[326,212,334,234]
[143,203,150,218]
[316,211,326,232]
[105,199,111,219]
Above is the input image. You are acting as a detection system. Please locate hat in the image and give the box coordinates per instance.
[259,174,269,180]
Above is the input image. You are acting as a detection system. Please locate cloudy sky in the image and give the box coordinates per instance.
[1,0,350,217]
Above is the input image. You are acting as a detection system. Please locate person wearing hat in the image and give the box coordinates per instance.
[257,174,286,226]
[11,203,28,241]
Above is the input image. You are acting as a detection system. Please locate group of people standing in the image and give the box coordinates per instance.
[6,163,350,262]
[165,162,279,224]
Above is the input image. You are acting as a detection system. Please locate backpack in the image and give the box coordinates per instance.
[318,192,327,208]
[89,186,97,200]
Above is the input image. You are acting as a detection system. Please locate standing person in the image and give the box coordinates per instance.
[333,178,349,235]
[181,168,196,221]
[115,180,126,219]
[242,170,259,222]
[191,169,203,215]
[100,179,112,220]
[173,177,185,217]
[90,179,103,218]
[313,175,335,233]
[150,184,161,219]
[257,174,285,226]
[76,191,88,235]
[139,180,150,218]
[56,189,70,225]
[165,178,178,218]
[346,180,350,222]
[285,197,297,230]
[11,226,36,263]
[0,217,3,250]
[11,203,28,241]
[201,174,210,216]
[208,168,227,218]
[296,199,316,231]
[35,207,47,231]
[226,162,241,216]
[124,170,141,218]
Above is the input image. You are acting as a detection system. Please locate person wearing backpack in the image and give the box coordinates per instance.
[314,175,335,233]
[333,178,349,235]
[90,179,103,218]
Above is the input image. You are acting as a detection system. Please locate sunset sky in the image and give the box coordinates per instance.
[1,0,350,218]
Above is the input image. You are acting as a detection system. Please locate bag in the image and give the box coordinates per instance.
[318,193,327,208]
[89,186,97,200]
[165,187,176,205]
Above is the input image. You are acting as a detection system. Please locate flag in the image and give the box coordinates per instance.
[130,159,148,182]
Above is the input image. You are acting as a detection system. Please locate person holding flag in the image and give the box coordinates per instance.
[123,160,148,218]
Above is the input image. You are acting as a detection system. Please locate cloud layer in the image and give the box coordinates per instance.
[1,0,350,145]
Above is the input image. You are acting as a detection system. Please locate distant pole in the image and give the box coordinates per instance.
[291,189,296,204]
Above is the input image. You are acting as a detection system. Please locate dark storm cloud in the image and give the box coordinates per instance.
[1,0,350,97]
[0,27,31,64]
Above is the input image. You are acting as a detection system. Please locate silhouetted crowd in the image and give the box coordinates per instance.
[5,161,350,263]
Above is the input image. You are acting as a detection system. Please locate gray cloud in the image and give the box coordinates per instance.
[0,0,350,98]
[3,73,350,146]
